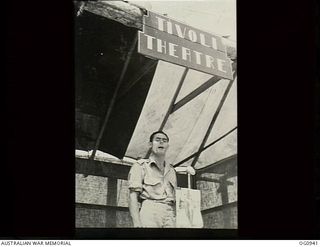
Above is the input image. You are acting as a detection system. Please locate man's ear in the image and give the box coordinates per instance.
[148,142,152,148]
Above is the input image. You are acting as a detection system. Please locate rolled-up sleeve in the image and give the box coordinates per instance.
[128,162,143,192]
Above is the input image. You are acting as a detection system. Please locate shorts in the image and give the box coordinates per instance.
[140,200,176,228]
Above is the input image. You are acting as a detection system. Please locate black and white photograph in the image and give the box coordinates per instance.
[74,0,237,229]
[0,0,320,241]
[4,0,319,241]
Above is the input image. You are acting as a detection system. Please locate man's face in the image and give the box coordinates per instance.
[149,133,169,156]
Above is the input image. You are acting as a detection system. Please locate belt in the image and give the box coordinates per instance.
[143,199,175,206]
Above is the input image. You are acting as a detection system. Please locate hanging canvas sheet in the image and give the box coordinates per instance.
[176,187,203,228]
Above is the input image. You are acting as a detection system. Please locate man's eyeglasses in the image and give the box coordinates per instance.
[154,137,168,143]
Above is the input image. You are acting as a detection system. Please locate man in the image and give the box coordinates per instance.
[128,130,177,228]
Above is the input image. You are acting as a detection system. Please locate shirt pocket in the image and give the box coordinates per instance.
[144,175,161,186]
[144,175,164,196]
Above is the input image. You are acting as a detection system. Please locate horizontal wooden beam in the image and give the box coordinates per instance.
[201,201,237,215]
[82,1,144,29]
[76,158,131,180]
[76,202,129,212]
[80,1,237,60]
[196,154,237,175]
[196,176,234,185]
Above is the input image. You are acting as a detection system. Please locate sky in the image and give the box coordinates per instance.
[129,0,236,41]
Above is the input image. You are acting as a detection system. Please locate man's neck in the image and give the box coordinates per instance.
[149,154,165,169]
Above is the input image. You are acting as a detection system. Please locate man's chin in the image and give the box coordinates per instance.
[153,149,166,155]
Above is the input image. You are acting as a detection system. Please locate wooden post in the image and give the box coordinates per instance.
[173,126,237,167]
[217,175,231,228]
[105,177,118,227]
[190,66,237,168]
[172,76,222,113]
[187,174,191,189]
[145,67,189,158]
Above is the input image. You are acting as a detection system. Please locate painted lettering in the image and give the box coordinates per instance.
[200,33,210,48]
[193,50,203,65]
[156,16,166,31]
[181,46,192,62]
[211,37,218,50]
[167,21,173,34]
[157,39,167,53]
[205,55,215,69]
[175,24,187,39]
[217,58,227,72]
[144,34,155,50]
[188,30,197,42]
[168,42,178,57]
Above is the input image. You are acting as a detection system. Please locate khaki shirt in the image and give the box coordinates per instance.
[128,158,177,204]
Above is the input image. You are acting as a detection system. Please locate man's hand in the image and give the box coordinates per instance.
[128,191,143,228]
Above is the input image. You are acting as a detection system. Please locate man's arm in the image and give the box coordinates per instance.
[128,191,142,227]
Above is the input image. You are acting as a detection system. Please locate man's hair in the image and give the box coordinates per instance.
[149,130,169,142]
